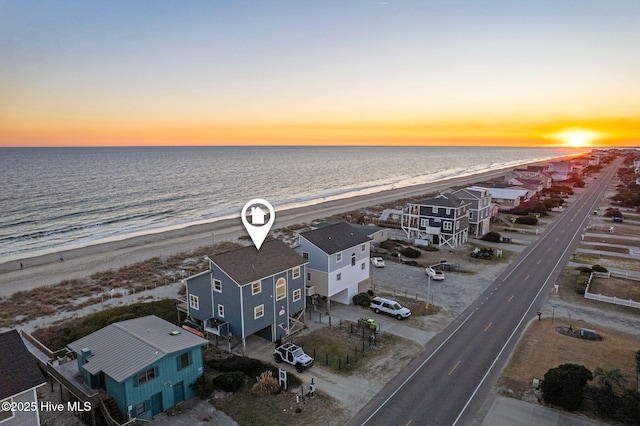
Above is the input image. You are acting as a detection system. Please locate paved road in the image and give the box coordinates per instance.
[347,159,622,426]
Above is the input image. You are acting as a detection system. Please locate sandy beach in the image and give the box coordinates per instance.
[0,158,568,298]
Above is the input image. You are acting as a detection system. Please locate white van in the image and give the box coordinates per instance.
[369,297,411,320]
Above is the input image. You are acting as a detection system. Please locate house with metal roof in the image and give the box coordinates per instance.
[0,330,47,426]
[183,239,308,353]
[294,222,371,307]
[452,186,492,238]
[479,187,531,209]
[401,193,470,248]
[67,315,208,421]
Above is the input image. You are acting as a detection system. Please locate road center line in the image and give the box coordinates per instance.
[360,312,475,425]
[484,322,492,332]
[508,295,514,302]
[448,360,461,376]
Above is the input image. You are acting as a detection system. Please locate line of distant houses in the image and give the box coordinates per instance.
[6,153,611,425]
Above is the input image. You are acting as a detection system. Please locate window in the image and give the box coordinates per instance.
[446,208,451,215]
[252,281,261,295]
[336,252,342,262]
[276,278,286,300]
[218,304,225,318]
[178,352,191,370]
[137,368,156,385]
[443,221,452,231]
[432,207,438,213]
[135,401,147,416]
[336,273,342,281]
[351,253,356,266]
[189,295,199,310]
[469,211,474,220]
[293,289,301,302]
[302,252,309,260]
[292,267,300,279]
[0,398,13,421]
[254,304,264,319]
[307,272,311,282]
[361,244,366,252]
[361,262,365,270]
[420,218,428,228]
[213,279,222,293]
[456,221,460,230]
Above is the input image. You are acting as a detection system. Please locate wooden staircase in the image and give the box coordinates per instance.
[100,395,125,425]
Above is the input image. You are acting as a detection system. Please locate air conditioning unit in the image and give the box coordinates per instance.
[305,286,315,297]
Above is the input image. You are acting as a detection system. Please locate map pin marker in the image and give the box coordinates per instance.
[241,199,275,250]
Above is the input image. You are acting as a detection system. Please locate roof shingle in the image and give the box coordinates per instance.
[211,239,307,285]
[299,222,371,255]
[0,330,46,400]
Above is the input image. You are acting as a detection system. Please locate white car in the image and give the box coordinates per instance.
[370,257,385,268]
[425,267,444,281]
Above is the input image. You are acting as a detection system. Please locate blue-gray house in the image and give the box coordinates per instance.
[67,315,208,421]
[184,239,308,353]
[401,193,470,248]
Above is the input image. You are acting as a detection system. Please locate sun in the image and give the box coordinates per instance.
[549,129,602,147]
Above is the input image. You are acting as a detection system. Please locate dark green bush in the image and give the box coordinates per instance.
[213,371,245,392]
[352,292,372,307]
[603,209,623,218]
[400,247,421,258]
[541,364,592,411]
[481,231,501,243]
[379,240,398,251]
[515,216,538,225]
[190,375,215,399]
[592,264,609,273]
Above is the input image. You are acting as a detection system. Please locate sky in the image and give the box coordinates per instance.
[1,1,639,147]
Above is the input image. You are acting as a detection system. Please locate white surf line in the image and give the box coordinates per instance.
[452,165,617,426]
[360,311,475,426]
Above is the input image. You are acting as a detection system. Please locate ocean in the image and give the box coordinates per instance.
[0,146,580,261]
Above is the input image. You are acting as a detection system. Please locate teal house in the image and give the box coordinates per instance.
[67,315,208,421]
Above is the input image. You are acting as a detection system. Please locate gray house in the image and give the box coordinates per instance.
[0,330,47,425]
[401,193,470,248]
[294,222,371,307]
[452,186,492,238]
[184,239,307,353]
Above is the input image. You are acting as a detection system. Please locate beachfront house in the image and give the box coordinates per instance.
[478,187,530,210]
[401,193,470,248]
[67,315,208,422]
[0,330,47,426]
[294,222,371,308]
[183,239,308,352]
[452,186,492,238]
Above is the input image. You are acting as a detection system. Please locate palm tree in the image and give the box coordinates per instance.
[593,367,628,392]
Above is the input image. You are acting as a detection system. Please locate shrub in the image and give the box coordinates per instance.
[208,355,266,378]
[515,216,538,225]
[400,247,421,258]
[352,292,372,307]
[251,370,280,396]
[603,209,623,218]
[379,240,398,251]
[481,231,501,243]
[212,371,245,392]
[541,364,592,411]
[190,376,215,399]
[592,264,608,273]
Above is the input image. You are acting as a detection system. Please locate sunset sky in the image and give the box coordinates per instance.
[1,1,639,147]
